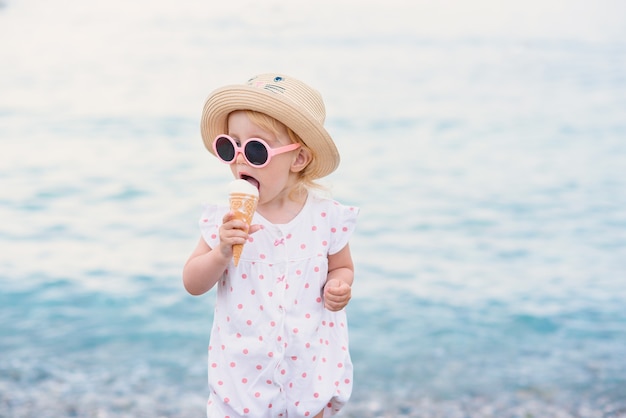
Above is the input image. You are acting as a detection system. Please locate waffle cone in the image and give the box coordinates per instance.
[229,192,258,266]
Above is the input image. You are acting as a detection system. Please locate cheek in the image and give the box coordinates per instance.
[264,164,289,182]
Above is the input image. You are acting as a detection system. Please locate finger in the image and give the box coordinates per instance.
[326,284,349,297]
[222,228,249,243]
[326,289,349,303]
[325,300,345,312]
[324,279,339,293]
[222,210,236,224]
[222,219,250,233]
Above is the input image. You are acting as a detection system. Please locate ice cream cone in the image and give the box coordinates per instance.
[228,180,258,266]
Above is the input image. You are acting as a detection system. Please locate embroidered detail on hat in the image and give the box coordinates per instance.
[246,76,286,94]
[263,84,286,94]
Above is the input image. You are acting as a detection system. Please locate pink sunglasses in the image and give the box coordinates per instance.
[213,135,301,168]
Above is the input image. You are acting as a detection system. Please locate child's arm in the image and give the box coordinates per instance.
[324,244,354,311]
[182,211,258,296]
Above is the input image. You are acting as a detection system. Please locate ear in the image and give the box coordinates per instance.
[291,147,312,173]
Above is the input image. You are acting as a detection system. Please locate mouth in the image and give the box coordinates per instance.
[240,174,260,191]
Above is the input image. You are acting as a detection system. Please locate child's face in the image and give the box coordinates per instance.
[226,110,301,204]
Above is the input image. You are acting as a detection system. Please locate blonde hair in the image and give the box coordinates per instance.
[237,110,327,195]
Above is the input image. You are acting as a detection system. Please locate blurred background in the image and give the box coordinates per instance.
[1,0,626,416]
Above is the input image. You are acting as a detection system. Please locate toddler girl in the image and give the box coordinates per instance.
[183,73,359,418]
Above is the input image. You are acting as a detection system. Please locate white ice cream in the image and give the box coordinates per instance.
[229,179,259,197]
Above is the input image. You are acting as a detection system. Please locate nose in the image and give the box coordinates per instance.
[234,149,247,164]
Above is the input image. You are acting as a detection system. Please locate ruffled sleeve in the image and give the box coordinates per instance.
[198,204,228,249]
[327,200,360,255]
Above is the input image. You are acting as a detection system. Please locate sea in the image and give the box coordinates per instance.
[1,0,626,417]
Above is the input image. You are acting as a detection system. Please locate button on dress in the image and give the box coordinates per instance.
[199,193,359,418]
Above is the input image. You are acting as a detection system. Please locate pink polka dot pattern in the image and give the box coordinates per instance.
[196,195,359,416]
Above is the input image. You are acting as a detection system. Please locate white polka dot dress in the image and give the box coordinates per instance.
[199,193,359,418]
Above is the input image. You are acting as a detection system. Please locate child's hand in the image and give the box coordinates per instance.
[218,211,260,260]
[323,279,352,311]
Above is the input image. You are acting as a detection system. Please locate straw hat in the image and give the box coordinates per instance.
[200,73,340,179]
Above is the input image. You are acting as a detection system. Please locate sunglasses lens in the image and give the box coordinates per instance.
[245,140,269,166]
[215,136,235,162]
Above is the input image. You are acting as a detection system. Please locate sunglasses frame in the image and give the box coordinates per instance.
[212,135,301,168]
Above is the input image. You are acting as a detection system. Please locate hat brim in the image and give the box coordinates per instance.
[201,85,339,180]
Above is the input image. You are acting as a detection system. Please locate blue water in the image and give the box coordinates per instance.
[2,1,626,416]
